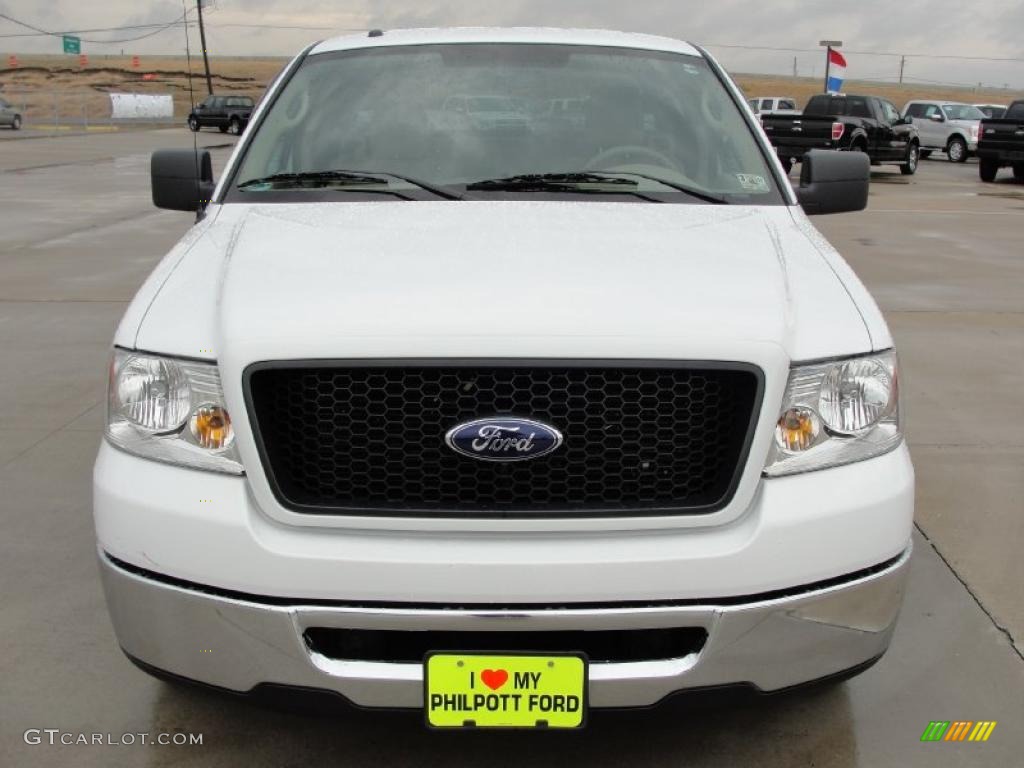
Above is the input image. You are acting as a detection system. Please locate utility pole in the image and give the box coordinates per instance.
[898,55,906,84]
[196,0,213,96]
[793,56,798,78]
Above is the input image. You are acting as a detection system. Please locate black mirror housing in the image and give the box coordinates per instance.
[151,149,215,212]
[796,149,869,216]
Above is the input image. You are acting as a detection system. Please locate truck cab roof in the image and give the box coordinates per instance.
[310,27,703,57]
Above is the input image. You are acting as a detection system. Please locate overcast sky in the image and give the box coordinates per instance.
[3,0,1023,89]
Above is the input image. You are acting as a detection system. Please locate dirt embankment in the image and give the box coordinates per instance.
[0,54,287,121]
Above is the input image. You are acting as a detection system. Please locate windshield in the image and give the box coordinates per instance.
[230,44,782,204]
[942,104,985,121]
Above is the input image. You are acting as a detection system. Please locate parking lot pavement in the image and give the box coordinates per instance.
[0,134,1022,767]
[813,159,1024,655]
[0,126,127,142]
[0,126,233,171]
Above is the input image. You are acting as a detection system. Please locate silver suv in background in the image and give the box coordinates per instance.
[902,101,984,163]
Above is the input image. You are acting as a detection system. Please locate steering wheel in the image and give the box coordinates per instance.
[585,145,678,172]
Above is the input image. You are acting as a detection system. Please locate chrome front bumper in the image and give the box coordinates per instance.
[99,547,911,709]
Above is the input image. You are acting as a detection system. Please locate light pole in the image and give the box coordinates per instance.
[819,40,842,94]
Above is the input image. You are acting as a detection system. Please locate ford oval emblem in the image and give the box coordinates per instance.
[445,418,563,462]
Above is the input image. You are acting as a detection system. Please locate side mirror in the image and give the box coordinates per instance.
[151,149,215,212]
[928,113,944,122]
[796,149,869,216]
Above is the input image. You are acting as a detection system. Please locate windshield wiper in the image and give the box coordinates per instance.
[468,172,636,190]
[238,170,462,201]
[583,170,730,205]
[465,172,664,202]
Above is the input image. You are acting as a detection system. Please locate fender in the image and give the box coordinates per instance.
[845,127,869,150]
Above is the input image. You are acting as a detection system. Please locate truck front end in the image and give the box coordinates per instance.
[95,29,912,726]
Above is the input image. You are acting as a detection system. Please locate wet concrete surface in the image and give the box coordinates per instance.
[813,160,1024,655]
[0,134,1022,766]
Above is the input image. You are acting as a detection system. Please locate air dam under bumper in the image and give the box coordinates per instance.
[99,548,910,709]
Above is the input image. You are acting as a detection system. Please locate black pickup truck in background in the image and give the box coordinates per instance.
[976,100,1024,182]
[187,95,255,135]
[763,94,920,176]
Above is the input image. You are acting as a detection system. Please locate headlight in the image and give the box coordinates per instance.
[764,350,901,477]
[115,355,191,433]
[106,349,243,474]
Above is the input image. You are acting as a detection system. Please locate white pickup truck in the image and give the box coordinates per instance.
[746,95,801,116]
[95,27,913,729]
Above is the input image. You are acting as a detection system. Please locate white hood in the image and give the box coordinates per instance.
[125,201,874,366]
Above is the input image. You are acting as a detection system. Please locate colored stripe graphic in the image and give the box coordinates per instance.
[969,722,997,742]
[944,721,972,741]
[921,722,949,741]
[921,721,997,742]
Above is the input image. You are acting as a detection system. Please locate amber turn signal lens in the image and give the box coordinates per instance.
[775,407,819,453]
[189,405,234,450]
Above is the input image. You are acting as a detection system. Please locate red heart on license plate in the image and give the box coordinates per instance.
[480,669,509,691]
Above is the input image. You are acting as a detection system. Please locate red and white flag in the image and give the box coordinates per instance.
[827,49,847,93]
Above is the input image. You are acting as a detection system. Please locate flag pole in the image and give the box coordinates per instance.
[819,40,842,94]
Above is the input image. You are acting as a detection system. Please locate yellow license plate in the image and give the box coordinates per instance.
[425,653,587,729]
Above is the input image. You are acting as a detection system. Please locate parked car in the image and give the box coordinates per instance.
[0,97,22,130]
[902,101,983,163]
[747,96,801,116]
[187,94,254,135]
[99,28,910,729]
[976,99,1024,182]
[763,93,919,175]
[974,104,1007,120]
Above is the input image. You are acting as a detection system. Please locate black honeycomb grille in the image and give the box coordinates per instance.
[246,363,761,517]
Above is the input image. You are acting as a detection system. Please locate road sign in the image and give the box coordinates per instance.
[63,35,81,54]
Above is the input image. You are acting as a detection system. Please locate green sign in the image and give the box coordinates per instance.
[62,36,81,55]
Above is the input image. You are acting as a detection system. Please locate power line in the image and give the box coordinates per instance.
[0,10,362,41]
[702,40,1024,64]
[2,11,1021,68]
[208,22,363,31]
[849,49,1024,62]
[0,21,195,39]
[0,11,188,44]
[705,42,820,54]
